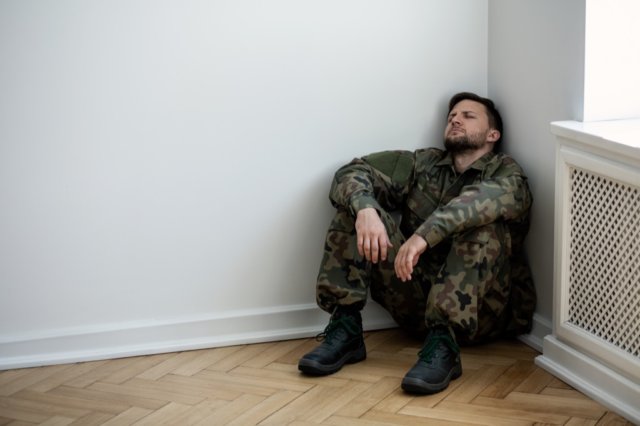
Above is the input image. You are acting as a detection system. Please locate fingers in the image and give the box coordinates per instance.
[357,235,393,263]
[394,246,415,282]
[379,237,392,262]
[358,236,380,263]
[394,235,427,282]
[355,208,392,264]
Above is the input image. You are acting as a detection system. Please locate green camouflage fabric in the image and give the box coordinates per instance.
[316,148,536,344]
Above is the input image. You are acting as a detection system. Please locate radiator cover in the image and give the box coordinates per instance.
[567,166,639,359]
[537,120,640,424]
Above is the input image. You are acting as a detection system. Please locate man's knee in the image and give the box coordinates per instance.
[426,222,512,342]
[450,222,511,276]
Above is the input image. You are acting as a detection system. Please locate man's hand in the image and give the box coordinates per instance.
[394,234,428,282]
[355,208,393,263]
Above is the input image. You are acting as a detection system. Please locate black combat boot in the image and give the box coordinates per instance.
[401,326,462,394]
[298,306,366,376]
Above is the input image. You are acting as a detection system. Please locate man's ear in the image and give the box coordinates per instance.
[487,129,500,143]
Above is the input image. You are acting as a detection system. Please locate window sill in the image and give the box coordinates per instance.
[550,119,640,164]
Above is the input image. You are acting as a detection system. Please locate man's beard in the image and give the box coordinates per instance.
[444,133,485,153]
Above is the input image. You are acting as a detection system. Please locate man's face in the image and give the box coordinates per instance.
[444,99,497,153]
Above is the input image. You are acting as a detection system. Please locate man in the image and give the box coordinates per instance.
[298,92,536,395]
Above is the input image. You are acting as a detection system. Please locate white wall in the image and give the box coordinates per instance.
[0,0,488,367]
[488,0,586,343]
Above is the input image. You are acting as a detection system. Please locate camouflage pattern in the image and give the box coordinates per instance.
[316,148,536,344]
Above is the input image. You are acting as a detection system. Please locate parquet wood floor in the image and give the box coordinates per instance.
[0,329,634,425]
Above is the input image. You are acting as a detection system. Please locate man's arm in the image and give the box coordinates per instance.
[329,151,415,215]
[395,158,531,281]
[415,167,532,248]
[329,151,415,263]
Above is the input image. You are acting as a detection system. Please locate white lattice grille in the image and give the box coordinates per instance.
[568,167,640,358]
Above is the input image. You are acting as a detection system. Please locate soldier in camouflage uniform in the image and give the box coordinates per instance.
[298,92,536,395]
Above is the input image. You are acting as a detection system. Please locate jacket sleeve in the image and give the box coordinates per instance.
[329,150,416,216]
[414,160,532,248]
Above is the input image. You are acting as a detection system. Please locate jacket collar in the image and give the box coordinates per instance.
[435,151,497,172]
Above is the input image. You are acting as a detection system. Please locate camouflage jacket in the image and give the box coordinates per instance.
[329,148,532,254]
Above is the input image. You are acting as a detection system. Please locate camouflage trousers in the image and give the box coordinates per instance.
[316,209,516,344]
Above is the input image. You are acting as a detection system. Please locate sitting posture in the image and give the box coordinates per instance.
[298,92,536,394]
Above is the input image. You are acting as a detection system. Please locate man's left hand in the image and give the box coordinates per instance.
[394,234,428,282]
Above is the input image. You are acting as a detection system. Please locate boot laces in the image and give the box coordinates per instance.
[418,331,459,364]
[315,316,359,343]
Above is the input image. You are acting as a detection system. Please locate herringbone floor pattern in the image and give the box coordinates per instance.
[0,329,633,425]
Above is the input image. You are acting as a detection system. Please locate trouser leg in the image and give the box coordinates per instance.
[425,222,512,344]
[316,209,439,337]
[316,208,410,312]
[315,209,372,312]
[316,211,514,343]
[368,232,450,338]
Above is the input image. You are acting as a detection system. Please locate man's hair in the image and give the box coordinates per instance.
[448,92,503,142]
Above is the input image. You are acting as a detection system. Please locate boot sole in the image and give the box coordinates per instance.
[298,346,366,376]
[400,363,462,395]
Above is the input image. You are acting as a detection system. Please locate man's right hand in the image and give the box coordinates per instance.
[355,207,393,264]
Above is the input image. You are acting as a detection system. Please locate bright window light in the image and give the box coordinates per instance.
[584,0,640,121]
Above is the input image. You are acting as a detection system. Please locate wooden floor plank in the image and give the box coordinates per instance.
[363,329,408,352]
[478,359,537,399]
[399,404,533,426]
[512,365,556,394]
[362,410,471,426]
[0,366,72,397]
[94,355,173,386]
[205,343,271,373]
[363,387,412,414]
[241,339,307,369]
[259,383,363,425]
[11,390,126,416]
[334,376,399,418]
[99,407,153,426]
[1,392,93,420]
[540,386,593,400]
[134,352,204,381]
[192,370,281,397]
[0,330,632,425]
[170,347,242,377]
[193,394,265,426]
[226,366,314,392]
[475,392,608,419]
[0,397,52,424]
[444,364,508,403]
[166,400,227,426]
[566,417,599,426]
[442,400,570,424]
[87,379,204,406]
[49,385,165,411]
[26,362,108,394]
[156,373,242,401]
[129,402,191,426]
[226,390,300,426]
[66,411,114,426]
[63,358,144,389]
[37,416,75,426]
[596,411,635,425]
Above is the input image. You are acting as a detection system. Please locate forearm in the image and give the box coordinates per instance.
[415,175,532,247]
[329,152,414,216]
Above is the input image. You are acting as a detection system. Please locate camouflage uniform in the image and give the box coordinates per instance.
[316,148,536,344]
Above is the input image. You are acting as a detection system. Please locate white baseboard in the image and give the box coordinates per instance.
[517,313,552,353]
[536,335,640,424]
[0,306,554,371]
[0,303,398,370]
